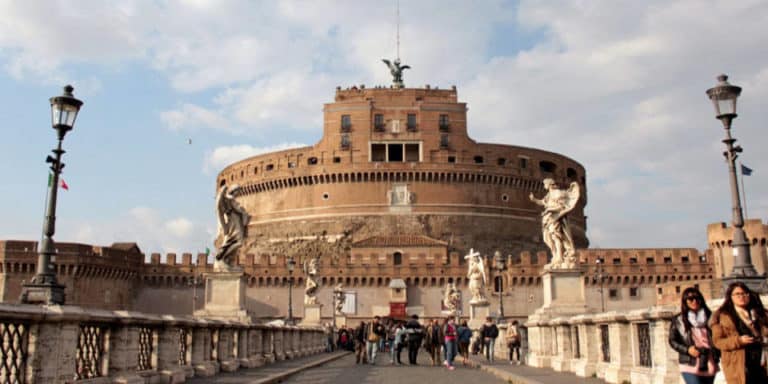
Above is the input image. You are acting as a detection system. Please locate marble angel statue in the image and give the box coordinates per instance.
[529,178,580,270]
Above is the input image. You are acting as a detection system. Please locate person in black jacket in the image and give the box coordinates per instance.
[480,317,499,362]
[354,322,367,364]
[668,287,719,384]
[405,314,424,365]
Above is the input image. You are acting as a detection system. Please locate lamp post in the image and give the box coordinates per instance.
[287,255,296,325]
[20,85,83,305]
[594,258,606,312]
[493,251,507,322]
[706,75,765,292]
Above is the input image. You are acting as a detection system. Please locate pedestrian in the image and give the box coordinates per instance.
[480,317,499,363]
[668,287,718,383]
[711,282,768,384]
[425,319,443,365]
[443,317,458,370]
[338,328,349,351]
[355,322,367,364]
[392,322,405,365]
[405,314,424,365]
[457,320,472,366]
[365,316,386,365]
[506,320,522,365]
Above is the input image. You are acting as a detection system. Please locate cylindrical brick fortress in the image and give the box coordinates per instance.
[216,86,588,259]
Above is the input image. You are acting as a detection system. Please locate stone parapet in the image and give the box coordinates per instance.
[0,303,324,383]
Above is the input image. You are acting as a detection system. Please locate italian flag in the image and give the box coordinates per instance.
[48,173,69,190]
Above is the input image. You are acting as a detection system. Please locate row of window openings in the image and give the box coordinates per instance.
[596,255,705,265]
[232,157,577,181]
[342,114,449,132]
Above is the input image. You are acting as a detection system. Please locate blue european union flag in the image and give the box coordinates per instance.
[741,164,753,176]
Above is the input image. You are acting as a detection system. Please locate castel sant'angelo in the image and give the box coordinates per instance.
[2,61,767,323]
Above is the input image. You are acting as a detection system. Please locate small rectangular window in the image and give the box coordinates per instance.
[497,158,506,166]
[439,114,449,131]
[374,114,385,131]
[629,287,639,297]
[657,287,663,295]
[699,255,707,263]
[664,257,672,264]
[287,162,296,169]
[675,286,681,293]
[265,164,274,171]
[629,257,637,264]
[612,258,621,265]
[440,134,449,149]
[681,256,690,264]
[333,156,341,163]
[371,144,386,162]
[341,134,350,149]
[407,113,417,131]
[447,156,456,163]
[609,289,619,299]
[341,115,351,132]
[519,157,528,169]
[646,257,655,264]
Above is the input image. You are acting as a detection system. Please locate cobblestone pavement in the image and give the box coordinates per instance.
[279,351,507,384]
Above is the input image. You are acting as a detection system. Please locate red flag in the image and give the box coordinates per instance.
[60,179,69,191]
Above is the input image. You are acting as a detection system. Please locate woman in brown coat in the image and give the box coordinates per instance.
[710,282,768,384]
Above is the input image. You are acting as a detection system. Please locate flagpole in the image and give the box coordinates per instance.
[739,162,749,219]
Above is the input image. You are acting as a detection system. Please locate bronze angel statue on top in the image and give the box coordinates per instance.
[382,58,410,88]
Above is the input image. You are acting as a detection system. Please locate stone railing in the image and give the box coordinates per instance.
[520,304,744,384]
[0,303,325,383]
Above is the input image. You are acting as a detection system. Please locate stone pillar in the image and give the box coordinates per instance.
[217,328,239,372]
[468,301,491,330]
[551,320,574,372]
[601,315,632,384]
[570,319,598,378]
[644,308,680,384]
[27,320,82,382]
[526,322,553,368]
[109,325,145,384]
[292,328,301,357]
[191,327,218,376]
[156,326,188,383]
[263,327,276,363]
[238,328,254,368]
[274,328,285,360]
[249,327,265,367]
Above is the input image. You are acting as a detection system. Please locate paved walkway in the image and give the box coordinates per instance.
[188,351,350,384]
[468,355,607,384]
[188,350,608,384]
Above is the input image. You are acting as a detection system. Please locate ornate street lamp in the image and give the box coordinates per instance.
[706,75,765,292]
[493,250,508,321]
[20,85,83,305]
[287,255,296,324]
[594,258,606,312]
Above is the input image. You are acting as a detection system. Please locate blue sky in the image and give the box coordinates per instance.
[1,0,767,254]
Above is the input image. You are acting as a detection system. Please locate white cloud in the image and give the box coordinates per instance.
[160,103,230,132]
[64,206,212,255]
[203,142,307,174]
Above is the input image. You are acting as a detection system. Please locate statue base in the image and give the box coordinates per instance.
[301,304,322,325]
[536,268,587,316]
[468,301,490,330]
[194,271,252,321]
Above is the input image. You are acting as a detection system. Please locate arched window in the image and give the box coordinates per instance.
[393,252,403,266]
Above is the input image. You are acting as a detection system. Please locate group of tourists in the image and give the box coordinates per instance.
[332,314,525,369]
[668,282,768,384]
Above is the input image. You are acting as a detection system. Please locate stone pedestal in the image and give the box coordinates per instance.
[194,272,251,321]
[302,304,322,326]
[527,269,589,369]
[540,269,587,315]
[334,314,346,328]
[468,301,490,330]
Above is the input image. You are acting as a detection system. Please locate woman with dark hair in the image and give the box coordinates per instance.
[711,282,768,384]
[668,287,718,383]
